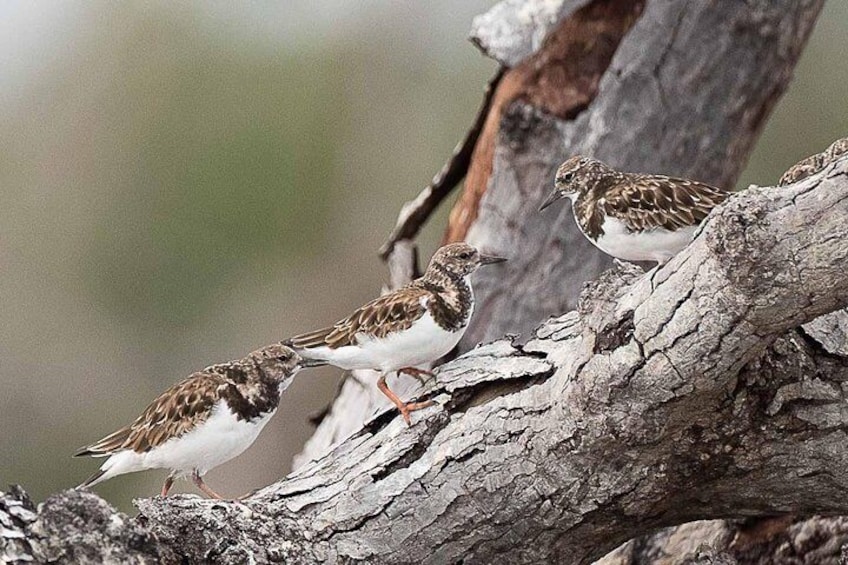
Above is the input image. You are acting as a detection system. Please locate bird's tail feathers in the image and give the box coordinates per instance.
[77,468,107,489]
[75,450,143,490]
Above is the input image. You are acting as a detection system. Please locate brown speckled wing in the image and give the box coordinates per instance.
[75,373,227,456]
[779,137,848,186]
[601,175,730,232]
[288,285,430,350]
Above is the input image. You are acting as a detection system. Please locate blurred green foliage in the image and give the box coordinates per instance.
[86,49,343,331]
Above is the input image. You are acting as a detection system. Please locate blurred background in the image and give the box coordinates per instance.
[0,1,846,513]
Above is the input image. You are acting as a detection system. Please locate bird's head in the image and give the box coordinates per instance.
[539,155,611,211]
[427,242,507,278]
[254,344,326,386]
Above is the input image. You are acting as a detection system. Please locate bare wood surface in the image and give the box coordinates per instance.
[4,2,843,563]
[302,0,826,491]
[453,0,825,351]
[5,156,848,564]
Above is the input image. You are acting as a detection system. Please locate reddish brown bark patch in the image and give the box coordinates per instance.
[444,0,645,244]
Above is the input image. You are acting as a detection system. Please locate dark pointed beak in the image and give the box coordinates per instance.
[479,254,507,265]
[298,358,328,369]
[539,190,564,212]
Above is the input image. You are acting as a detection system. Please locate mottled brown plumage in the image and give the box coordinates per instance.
[555,156,729,238]
[75,344,322,498]
[778,137,848,186]
[286,243,505,425]
[540,156,732,264]
[75,373,227,456]
[287,287,430,350]
[287,243,483,351]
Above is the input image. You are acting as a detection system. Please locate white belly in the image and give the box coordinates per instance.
[96,400,275,483]
[587,215,698,264]
[143,401,273,475]
[303,310,466,373]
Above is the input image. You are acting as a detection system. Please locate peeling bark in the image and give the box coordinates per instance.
[445,0,645,244]
[304,0,827,506]
[6,2,845,563]
[454,0,825,349]
[5,155,848,564]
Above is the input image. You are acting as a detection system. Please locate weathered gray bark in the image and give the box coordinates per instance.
[458,0,825,349]
[597,516,848,565]
[302,0,826,512]
[4,154,848,564]
[5,2,847,564]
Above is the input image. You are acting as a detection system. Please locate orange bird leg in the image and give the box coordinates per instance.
[161,473,176,497]
[377,373,434,425]
[192,471,225,500]
[398,366,436,387]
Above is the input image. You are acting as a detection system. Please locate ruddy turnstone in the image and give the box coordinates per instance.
[539,156,731,264]
[286,242,506,425]
[75,344,324,499]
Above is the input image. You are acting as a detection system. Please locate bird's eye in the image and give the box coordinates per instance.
[458,252,471,259]
[556,172,574,185]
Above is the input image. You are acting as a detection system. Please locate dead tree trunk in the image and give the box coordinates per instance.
[302,0,828,520]
[4,2,848,564]
[5,149,848,564]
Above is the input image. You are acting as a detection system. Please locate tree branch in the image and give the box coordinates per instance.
[6,155,848,564]
[377,69,504,261]
[302,0,827,498]
[453,0,826,350]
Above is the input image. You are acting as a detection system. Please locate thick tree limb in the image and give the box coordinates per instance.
[5,0,842,561]
[598,516,848,564]
[453,0,825,349]
[303,0,827,498]
[6,155,848,564]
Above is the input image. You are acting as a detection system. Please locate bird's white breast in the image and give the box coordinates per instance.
[586,215,698,264]
[141,400,274,476]
[304,298,470,373]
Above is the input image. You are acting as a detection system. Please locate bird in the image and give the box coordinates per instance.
[75,344,324,499]
[539,156,732,264]
[286,242,507,425]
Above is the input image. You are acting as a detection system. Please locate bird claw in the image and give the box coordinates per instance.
[398,399,435,426]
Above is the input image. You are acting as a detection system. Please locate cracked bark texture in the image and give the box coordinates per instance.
[454,0,825,349]
[300,0,827,511]
[5,2,847,564]
[5,154,848,564]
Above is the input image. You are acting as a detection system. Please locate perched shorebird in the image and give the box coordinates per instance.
[286,242,506,425]
[539,156,731,264]
[75,344,324,499]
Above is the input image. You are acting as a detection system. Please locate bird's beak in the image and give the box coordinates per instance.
[479,254,507,265]
[298,358,328,369]
[539,190,565,211]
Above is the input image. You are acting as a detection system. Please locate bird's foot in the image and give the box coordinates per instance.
[378,373,435,426]
[160,474,176,497]
[397,399,436,426]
